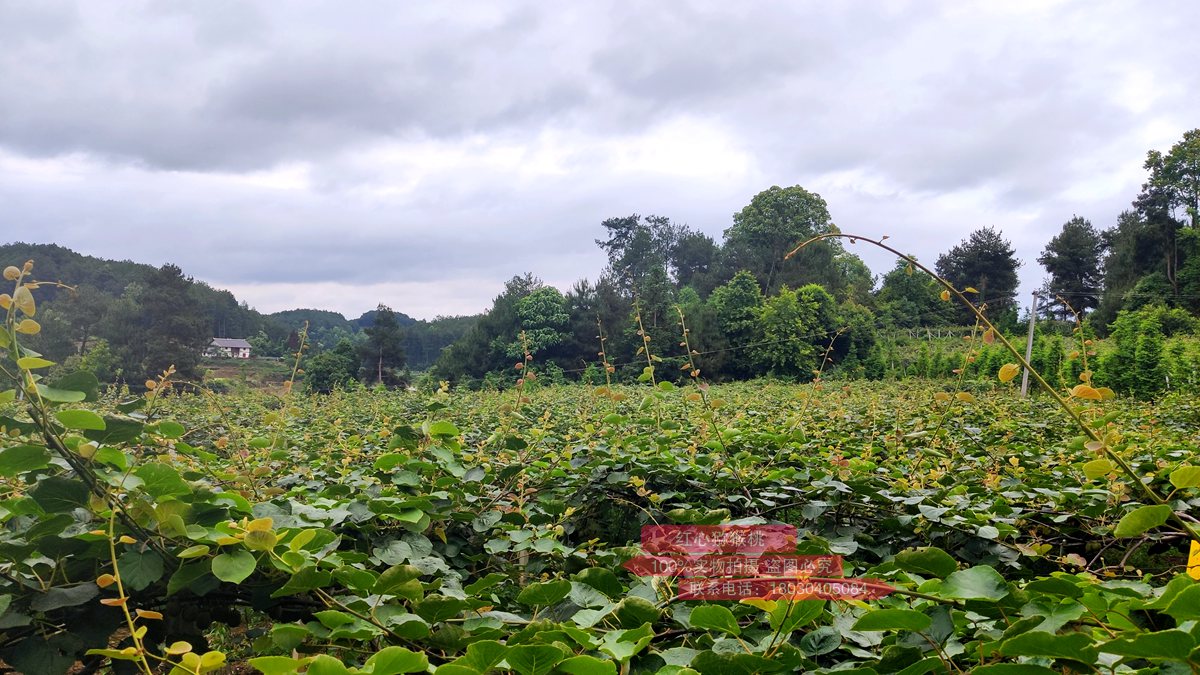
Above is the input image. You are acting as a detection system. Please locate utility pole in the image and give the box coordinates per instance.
[1020,291,1039,397]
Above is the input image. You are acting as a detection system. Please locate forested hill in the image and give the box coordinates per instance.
[0,242,476,380]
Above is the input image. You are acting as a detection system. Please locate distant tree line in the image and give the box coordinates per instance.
[2,243,474,386]
[431,129,1200,393]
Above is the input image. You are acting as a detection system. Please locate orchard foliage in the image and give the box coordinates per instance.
[3,259,1200,673]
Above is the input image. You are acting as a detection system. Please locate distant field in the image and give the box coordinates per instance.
[202,356,295,393]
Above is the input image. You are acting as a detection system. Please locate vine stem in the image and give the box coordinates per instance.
[785,233,1200,542]
[105,511,155,675]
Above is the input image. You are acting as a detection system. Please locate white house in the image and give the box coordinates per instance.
[208,338,252,359]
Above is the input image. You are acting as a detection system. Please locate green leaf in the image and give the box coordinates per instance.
[1082,458,1114,480]
[50,370,99,402]
[769,599,823,633]
[1000,631,1098,663]
[613,596,661,629]
[153,421,186,439]
[271,568,333,598]
[83,416,144,444]
[556,655,617,675]
[1099,629,1195,661]
[1163,585,1200,621]
[33,383,86,403]
[306,655,354,675]
[573,568,623,598]
[852,609,932,632]
[1169,466,1200,489]
[938,565,1009,601]
[30,583,98,611]
[17,357,54,370]
[505,644,566,675]
[134,462,192,498]
[428,420,460,437]
[362,646,429,674]
[1113,504,1172,538]
[249,656,312,675]
[689,604,741,636]
[799,626,841,656]
[117,549,165,591]
[440,640,508,673]
[413,595,466,623]
[314,610,355,629]
[517,579,571,607]
[270,624,309,651]
[689,652,783,675]
[894,547,958,578]
[0,445,50,476]
[569,581,611,609]
[54,409,106,431]
[178,545,210,559]
[375,564,423,596]
[211,550,256,584]
[463,572,507,595]
[30,476,90,513]
[597,624,654,663]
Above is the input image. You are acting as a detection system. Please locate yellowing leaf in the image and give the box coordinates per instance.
[939,290,951,302]
[955,392,976,404]
[1071,384,1102,400]
[14,319,39,334]
[740,598,778,613]
[933,392,951,403]
[13,286,34,316]
[243,529,278,552]
[998,363,1020,383]
[964,287,979,294]
[246,517,274,532]
[982,329,995,344]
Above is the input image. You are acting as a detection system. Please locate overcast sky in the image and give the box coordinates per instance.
[2,1,1197,320]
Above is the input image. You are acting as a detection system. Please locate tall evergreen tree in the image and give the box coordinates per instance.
[359,304,406,387]
[1038,216,1104,317]
[934,227,1021,319]
[595,214,678,294]
[137,264,210,380]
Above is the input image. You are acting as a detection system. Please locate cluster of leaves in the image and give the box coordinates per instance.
[3,261,1200,674]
